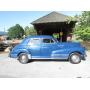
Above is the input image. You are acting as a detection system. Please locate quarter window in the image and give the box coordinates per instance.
[43,39,54,43]
[28,38,41,45]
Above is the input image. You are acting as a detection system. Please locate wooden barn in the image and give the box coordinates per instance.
[31,11,76,42]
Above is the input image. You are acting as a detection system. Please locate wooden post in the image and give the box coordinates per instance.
[60,28,63,42]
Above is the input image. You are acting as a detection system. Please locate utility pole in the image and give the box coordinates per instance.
[4,26,6,40]
[4,26,5,33]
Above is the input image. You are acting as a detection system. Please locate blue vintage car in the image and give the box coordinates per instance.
[9,35,86,64]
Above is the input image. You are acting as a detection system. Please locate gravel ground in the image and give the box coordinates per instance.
[0,51,90,78]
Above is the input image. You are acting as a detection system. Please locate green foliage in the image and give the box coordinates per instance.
[74,27,90,41]
[24,26,30,36]
[66,16,76,24]
[24,26,37,36]
[8,24,24,39]
[74,11,90,41]
[53,33,59,38]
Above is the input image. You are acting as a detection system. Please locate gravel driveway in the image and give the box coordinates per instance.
[0,51,90,78]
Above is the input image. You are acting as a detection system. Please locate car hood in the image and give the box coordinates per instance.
[57,42,81,47]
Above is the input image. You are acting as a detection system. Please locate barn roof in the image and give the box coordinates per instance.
[31,11,72,24]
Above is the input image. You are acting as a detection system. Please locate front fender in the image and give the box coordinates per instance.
[51,47,85,57]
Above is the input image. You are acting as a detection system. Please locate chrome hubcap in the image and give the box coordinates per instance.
[71,55,80,63]
[21,55,27,62]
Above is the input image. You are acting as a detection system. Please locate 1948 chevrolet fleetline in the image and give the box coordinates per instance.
[9,35,86,64]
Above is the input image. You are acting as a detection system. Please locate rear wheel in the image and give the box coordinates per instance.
[18,53,29,64]
[69,53,81,64]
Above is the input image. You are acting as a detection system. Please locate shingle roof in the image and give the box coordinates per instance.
[31,11,70,24]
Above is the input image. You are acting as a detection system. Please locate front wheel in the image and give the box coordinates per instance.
[69,53,81,64]
[18,53,29,64]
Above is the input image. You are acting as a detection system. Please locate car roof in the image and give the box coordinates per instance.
[27,35,53,39]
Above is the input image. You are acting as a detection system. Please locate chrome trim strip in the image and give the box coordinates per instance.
[31,57,68,59]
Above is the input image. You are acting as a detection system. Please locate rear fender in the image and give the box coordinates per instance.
[17,49,31,59]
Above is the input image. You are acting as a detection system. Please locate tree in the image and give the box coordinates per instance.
[8,24,24,39]
[74,11,90,41]
[24,26,30,36]
[24,26,37,36]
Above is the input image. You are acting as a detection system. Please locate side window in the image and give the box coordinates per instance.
[28,38,41,45]
[43,39,54,43]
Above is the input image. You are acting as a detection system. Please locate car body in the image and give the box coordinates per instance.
[0,41,9,51]
[9,35,86,64]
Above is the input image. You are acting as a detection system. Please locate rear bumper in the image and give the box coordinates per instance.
[8,52,17,58]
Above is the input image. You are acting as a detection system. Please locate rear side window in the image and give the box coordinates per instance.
[43,39,54,43]
[28,38,41,45]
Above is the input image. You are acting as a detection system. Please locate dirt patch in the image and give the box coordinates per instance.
[81,41,90,50]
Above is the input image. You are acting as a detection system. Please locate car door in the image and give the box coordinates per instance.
[28,38,41,58]
[41,38,56,58]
